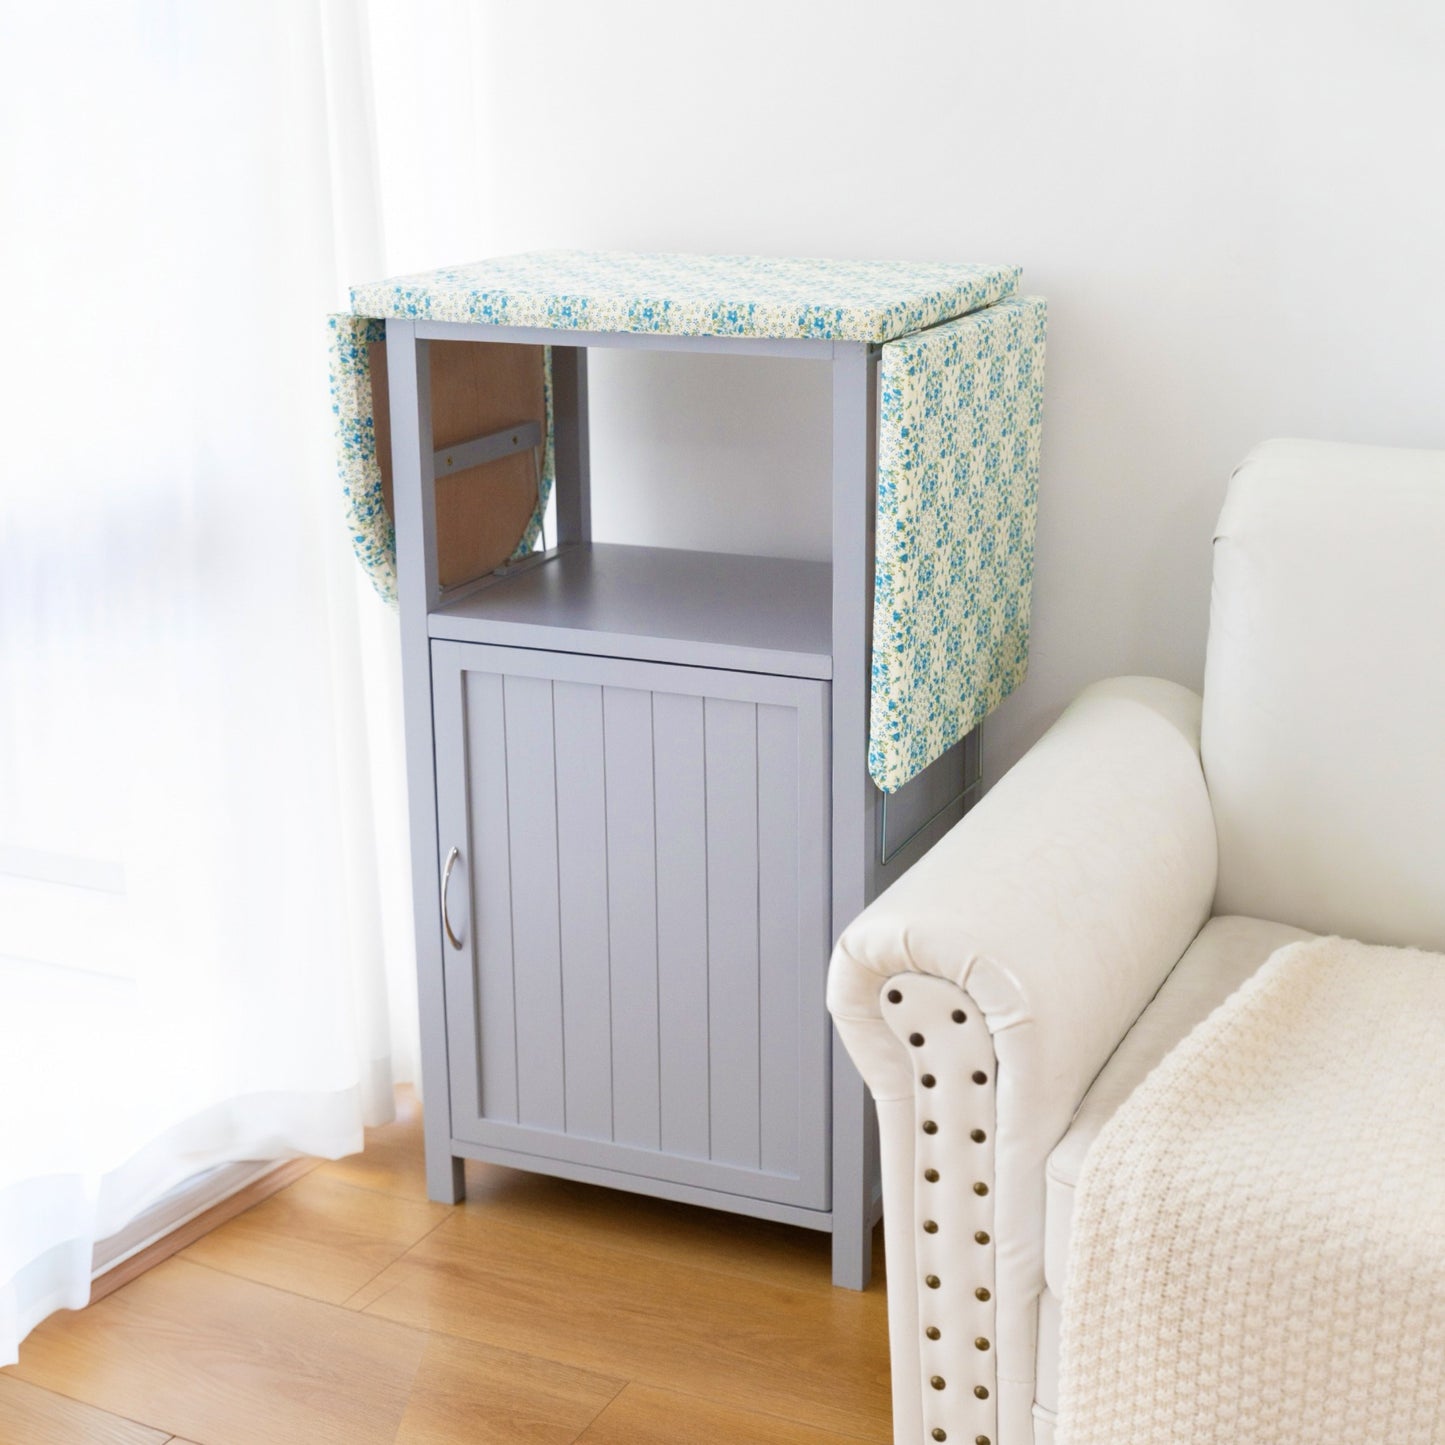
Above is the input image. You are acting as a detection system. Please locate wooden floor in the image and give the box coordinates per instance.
[2,1089,890,1444]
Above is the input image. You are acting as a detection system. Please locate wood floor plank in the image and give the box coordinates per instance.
[0,1374,169,1445]
[572,1382,872,1445]
[351,1212,892,1440]
[15,1086,889,1443]
[395,1330,622,1444]
[11,1258,619,1445]
[322,1087,885,1296]
[448,1164,886,1298]
[313,1088,433,1202]
[179,1170,448,1304]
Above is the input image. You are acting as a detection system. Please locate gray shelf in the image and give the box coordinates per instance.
[427,542,832,679]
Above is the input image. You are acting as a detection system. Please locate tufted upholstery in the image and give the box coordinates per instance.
[829,675,1217,1445]
[829,439,1445,1443]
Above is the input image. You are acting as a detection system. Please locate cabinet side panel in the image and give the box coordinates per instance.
[757,702,802,1178]
[552,679,614,1142]
[705,697,762,1170]
[653,691,712,1161]
[502,674,567,1131]
[602,685,662,1151]
[463,667,519,1125]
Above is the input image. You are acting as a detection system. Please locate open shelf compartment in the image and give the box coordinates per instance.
[427,542,832,680]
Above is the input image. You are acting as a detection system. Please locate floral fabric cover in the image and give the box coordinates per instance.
[869,296,1047,792]
[326,313,554,607]
[330,252,1044,790]
[349,249,1020,344]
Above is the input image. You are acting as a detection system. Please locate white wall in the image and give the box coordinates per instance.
[376,0,1445,777]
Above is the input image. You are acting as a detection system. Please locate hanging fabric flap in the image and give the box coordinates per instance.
[327,314,555,605]
[870,296,1047,793]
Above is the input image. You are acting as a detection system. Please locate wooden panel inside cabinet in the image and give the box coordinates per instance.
[370,339,546,590]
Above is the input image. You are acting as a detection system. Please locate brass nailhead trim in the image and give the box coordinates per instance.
[932,1431,947,1442]
[921,1073,937,1088]
[973,1182,989,1196]
[951,1008,966,1023]
[925,1326,941,1340]
[925,1169,940,1183]
[923,1220,938,1234]
[922,1120,938,1135]
[972,1070,988,1084]
[970,1128,986,1142]
[930,1375,946,1390]
[975,1337,990,1351]
[925,1274,941,1289]
[975,1286,991,1301]
[887,988,903,1003]
[977,1437,991,1445]
[910,1032,926,1047]
[974,1385,989,1400]
[974,1230,990,1244]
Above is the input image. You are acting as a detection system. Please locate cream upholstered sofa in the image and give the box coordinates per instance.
[827,439,1445,1445]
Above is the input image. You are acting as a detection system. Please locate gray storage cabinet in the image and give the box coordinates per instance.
[432,641,830,1209]
[386,331,978,1289]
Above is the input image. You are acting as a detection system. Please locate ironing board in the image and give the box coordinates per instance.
[332,249,1045,792]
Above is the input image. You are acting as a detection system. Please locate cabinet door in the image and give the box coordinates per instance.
[431,640,831,1209]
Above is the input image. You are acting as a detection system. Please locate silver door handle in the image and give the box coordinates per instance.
[441,845,463,949]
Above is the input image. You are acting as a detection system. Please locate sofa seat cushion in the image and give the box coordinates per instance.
[1043,914,1313,1297]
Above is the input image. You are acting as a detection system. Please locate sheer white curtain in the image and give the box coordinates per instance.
[0,0,483,1362]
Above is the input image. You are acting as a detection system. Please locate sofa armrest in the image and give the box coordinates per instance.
[830,675,1217,1116]
[827,676,1217,1445]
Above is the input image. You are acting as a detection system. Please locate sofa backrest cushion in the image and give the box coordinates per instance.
[1202,438,1445,950]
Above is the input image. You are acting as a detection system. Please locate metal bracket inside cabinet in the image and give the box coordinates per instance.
[433,419,543,476]
[432,416,552,577]
[490,544,571,580]
[877,729,984,866]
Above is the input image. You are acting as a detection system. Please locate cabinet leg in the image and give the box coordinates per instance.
[427,1152,466,1206]
[831,1032,874,1289]
[831,1216,873,1290]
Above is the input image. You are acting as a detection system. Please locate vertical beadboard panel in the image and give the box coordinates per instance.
[602,686,661,1150]
[756,702,802,1178]
[462,668,518,1124]
[705,697,762,1170]
[552,679,613,1141]
[503,674,567,1131]
[440,643,831,1210]
[652,691,712,1160]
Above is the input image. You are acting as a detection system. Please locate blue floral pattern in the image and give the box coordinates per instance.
[333,253,1045,787]
[328,314,395,601]
[869,297,1047,793]
[327,313,554,604]
[349,249,1020,343]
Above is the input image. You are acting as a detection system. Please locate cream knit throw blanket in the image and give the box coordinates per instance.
[1057,936,1445,1444]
